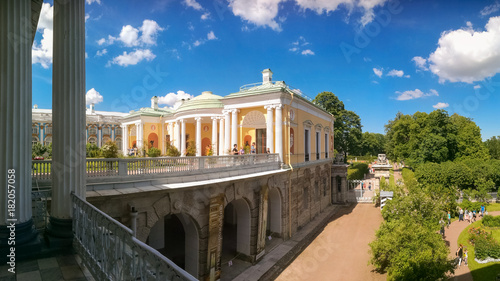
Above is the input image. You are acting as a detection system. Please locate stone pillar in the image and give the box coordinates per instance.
[121,125,128,155]
[181,119,186,156]
[39,124,44,143]
[136,122,143,154]
[174,120,180,150]
[265,105,274,153]
[211,117,218,156]
[0,0,41,259]
[48,0,86,246]
[219,117,224,155]
[111,125,115,141]
[195,117,202,157]
[97,125,102,147]
[231,109,239,149]
[224,111,230,154]
[275,105,283,162]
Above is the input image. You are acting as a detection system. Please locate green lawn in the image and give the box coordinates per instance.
[488,203,500,212]
[457,216,500,281]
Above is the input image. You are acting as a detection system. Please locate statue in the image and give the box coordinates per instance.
[377,154,387,164]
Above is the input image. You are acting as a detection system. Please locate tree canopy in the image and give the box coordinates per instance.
[360,132,385,156]
[385,110,489,165]
[313,91,362,157]
[485,136,500,159]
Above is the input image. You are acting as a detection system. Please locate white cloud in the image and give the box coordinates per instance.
[158,91,194,108]
[404,74,410,78]
[387,69,404,77]
[86,0,101,4]
[301,49,315,55]
[207,31,217,40]
[86,88,103,105]
[295,0,389,26]
[140,20,164,45]
[201,12,211,20]
[481,2,500,16]
[474,85,481,89]
[85,14,90,22]
[433,102,449,109]
[110,49,156,67]
[412,56,428,70]
[289,47,299,52]
[395,89,439,101]
[32,3,53,68]
[97,38,106,45]
[428,16,500,83]
[96,49,107,56]
[228,0,285,31]
[193,40,203,47]
[119,25,140,47]
[373,68,383,78]
[183,0,203,10]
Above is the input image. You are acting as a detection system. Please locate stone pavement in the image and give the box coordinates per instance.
[0,254,94,281]
[230,204,343,281]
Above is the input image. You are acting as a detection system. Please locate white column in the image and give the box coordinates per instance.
[265,105,274,153]
[97,124,102,147]
[224,111,231,154]
[181,119,186,156]
[211,117,218,156]
[275,105,283,162]
[121,125,128,154]
[231,109,239,149]
[174,121,180,150]
[40,125,44,143]
[136,122,143,151]
[195,117,202,156]
[0,0,37,236]
[50,0,86,225]
[160,118,165,153]
[111,125,115,141]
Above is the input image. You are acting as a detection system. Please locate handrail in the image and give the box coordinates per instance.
[72,192,197,281]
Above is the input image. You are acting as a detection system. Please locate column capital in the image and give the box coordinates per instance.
[264,105,274,110]
[179,118,185,124]
[274,104,283,109]
[230,109,240,114]
[195,117,203,122]
[222,109,231,115]
[211,116,219,120]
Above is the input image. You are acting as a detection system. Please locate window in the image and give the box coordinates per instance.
[325,133,328,159]
[115,138,122,150]
[102,126,110,136]
[45,125,52,135]
[44,136,52,146]
[88,137,96,144]
[316,131,320,160]
[116,127,122,136]
[89,126,97,136]
[32,136,39,146]
[32,124,39,135]
[304,129,310,162]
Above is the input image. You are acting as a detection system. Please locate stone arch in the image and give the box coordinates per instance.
[148,132,158,148]
[223,197,252,256]
[267,187,282,237]
[147,212,200,278]
[241,110,266,128]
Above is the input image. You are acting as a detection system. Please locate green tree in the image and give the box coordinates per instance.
[86,143,101,158]
[485,136,500,159]
[313,91,362,157]
[360,132,386,156]
[166,143,181,157]
[101,141,119,158]
[450,114,489,160]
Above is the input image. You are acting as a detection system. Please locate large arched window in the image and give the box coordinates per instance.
[45,125,52,135]
[44,136,52,146]
[32,124,39,135]
[115,127,122,136]
[102,126,110,136]
[89,125,97,136]
[115,138,122,150]
[88,137,96,145]
[32,136,39,146]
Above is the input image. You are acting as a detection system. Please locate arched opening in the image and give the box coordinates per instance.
[267,188,282,238]
[202,137,211,156]
[148,132,159,148]
[243,135,252,149]
[222,198,251,260]
[147,213,199,278]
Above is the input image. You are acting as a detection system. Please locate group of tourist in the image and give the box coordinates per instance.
[455,244,468,267]
[458,205,487,224]
[230,142,270,155]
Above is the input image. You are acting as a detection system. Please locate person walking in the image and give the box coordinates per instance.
[447,211,451,228]
[251,142,256,154]
[459,208,464,222]
[439,218,445,238]
[456,244,464,267]
[464,248,468,266]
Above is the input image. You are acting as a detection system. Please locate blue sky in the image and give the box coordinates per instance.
[32,0,500,140]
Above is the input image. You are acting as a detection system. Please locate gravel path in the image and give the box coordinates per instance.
[275,204,386,281]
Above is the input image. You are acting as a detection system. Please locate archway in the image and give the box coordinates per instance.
[243,135,252,149]
[147,213,199,277]
[222,198,251,260]
[148,132,158,148]
[202,137,211,156]
[267,188,282,237]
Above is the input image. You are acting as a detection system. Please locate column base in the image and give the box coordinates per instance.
[45,217,73,248]
[0,219,41,263]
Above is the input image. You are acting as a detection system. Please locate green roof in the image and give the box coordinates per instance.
[176,91,224,112]
[225,81,287,99]
[124,107,173,118]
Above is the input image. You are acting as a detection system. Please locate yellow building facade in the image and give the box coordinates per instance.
[120,69,335,165]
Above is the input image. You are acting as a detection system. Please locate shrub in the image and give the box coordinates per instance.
[147,147,161,157]
[482,215,500,227]
[32,142,52,159]
[86,143,101,158]
[101,141,119,158]
[166,144,181,157]
[185,140,196,156]
[469,226,500,260]
[459,200,482,212]
[347,163,369,180]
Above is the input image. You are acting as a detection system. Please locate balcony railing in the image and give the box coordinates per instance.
[72,193,197,281]
[32,154,280,182]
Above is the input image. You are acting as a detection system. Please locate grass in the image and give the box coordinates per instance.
[456,216,500,281]
[488,203,500,212]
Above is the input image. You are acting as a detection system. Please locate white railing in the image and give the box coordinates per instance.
[72,193,197,281]
[32,154,280,181]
